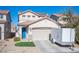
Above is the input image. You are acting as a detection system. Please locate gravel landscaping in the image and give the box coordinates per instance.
[0,39,41,53]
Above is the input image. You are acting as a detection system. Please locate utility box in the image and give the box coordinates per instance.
[51,28,75,46]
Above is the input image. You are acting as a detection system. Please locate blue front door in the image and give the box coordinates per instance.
[22,27,26,40]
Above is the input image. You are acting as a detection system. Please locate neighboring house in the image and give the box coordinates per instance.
[18,10,60,41]
[0,10,11,40]
[11,24,16,37]
[50,14,59,21]
[11,24,16,33]
[50,14,68,25]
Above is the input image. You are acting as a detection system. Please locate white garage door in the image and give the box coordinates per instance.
[32,29,51,40]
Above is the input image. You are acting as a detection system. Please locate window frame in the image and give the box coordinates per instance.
[22,15,26,17]
[32,15,35,18]
[27,15,31,17]
[0,14,3,19]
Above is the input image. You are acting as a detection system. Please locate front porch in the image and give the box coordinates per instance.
[18,26,32,42]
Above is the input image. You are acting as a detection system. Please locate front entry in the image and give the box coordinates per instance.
[22,27,26,41]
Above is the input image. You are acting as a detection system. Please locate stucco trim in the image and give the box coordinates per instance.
[0,10,9,15]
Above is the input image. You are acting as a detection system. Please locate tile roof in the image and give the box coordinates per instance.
[18,20,37,26]
[0,10,9,15]
[18,16,59,26]
[50,14,59,21]
[50,14,65,21]
[18,10,48,17]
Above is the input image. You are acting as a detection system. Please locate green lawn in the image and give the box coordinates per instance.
[15,42,35,47]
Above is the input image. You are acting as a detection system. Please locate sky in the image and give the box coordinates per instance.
[0,6,79,26]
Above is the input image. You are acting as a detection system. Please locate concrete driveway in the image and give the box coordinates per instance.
[33,40,79,53]
[0,39,79,53]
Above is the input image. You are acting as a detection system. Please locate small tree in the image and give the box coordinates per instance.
[62,8,79,44]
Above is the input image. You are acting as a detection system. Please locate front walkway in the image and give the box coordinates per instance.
[0,38,41,53]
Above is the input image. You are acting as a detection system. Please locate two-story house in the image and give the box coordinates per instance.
[0,10,11,40]
[18,10,60,41]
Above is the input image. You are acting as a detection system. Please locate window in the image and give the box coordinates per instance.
[27,15,30,17]
[22,15,26,17]
[38,16,41,18]
[0,14,3,19]
[32,15,35,17]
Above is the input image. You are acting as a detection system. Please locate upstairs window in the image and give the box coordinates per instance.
[22,15,26,17]
[0,14,3,19]
[27,15,30,17]
[38,16,41,18]
[32,15,35,18]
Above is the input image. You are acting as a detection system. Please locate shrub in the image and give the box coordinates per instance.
[75,25,79,44]
[14,37,20,42]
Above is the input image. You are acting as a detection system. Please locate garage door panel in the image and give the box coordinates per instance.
[32,29,51,40]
